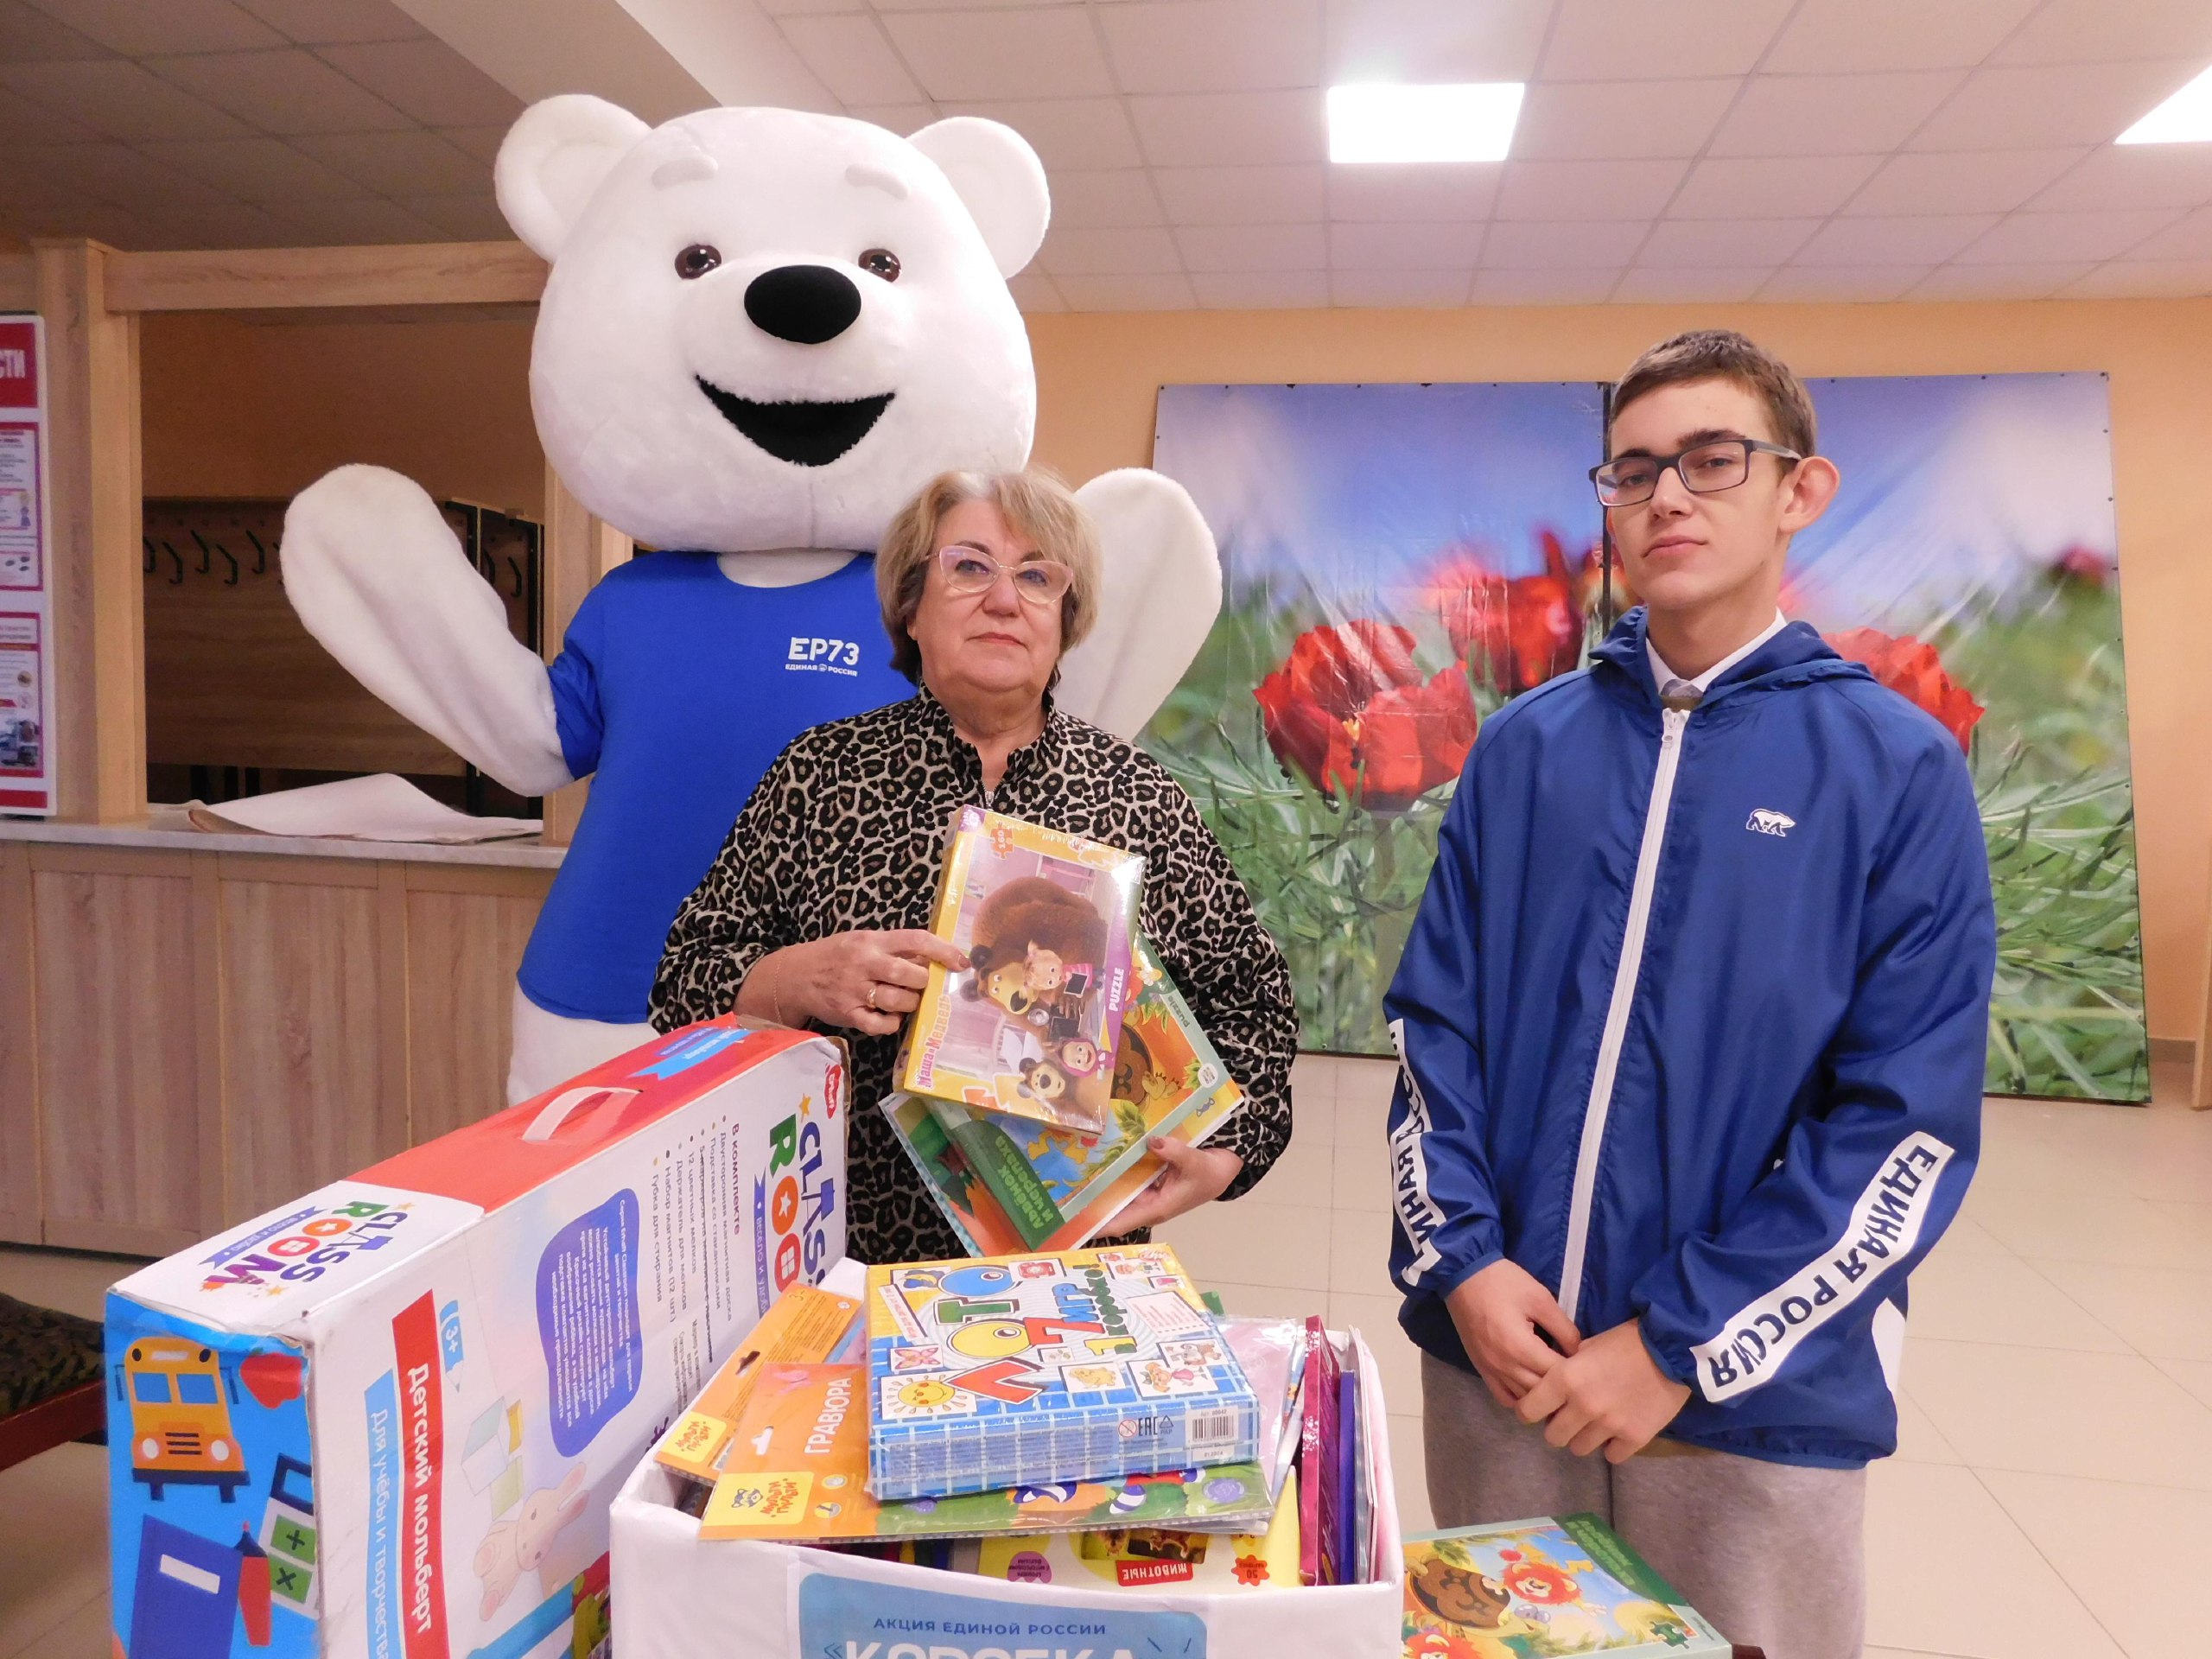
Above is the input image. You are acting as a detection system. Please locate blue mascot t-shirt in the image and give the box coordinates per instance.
[519,551,911,1023]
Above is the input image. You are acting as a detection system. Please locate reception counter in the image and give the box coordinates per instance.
[0,817,560,1256]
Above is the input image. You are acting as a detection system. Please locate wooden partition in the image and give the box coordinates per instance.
[0,837,550,1255]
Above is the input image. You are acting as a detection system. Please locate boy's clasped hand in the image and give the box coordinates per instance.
[1446,1259,1691,1465]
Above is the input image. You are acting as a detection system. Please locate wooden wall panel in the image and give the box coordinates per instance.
[0,844,39,1243]
[404,866,550,1143]
[218,863,403,1224]
[30,849,206,1254]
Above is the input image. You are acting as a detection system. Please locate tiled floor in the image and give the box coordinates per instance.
[3,1057,2205,1657]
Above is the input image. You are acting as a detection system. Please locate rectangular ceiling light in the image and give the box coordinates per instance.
[1327,81,1525,163]
[2118,62,2212,143]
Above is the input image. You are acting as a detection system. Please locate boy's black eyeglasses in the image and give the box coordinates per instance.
[1590,439,1804,507]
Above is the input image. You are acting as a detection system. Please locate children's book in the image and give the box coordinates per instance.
[696,1362,1274,1541]
[1296,1317,1344,1586]
[878,1091,1028,1256]
[651,1283,861,1489]
[958,1468,1301,1592]
[900,807,1143,1135]
[927,937,1246,1250]
[1402,1515,1732,1656]
[1336,1370,1360,1586]
[1219,1316,1305,1501]
[865,1245,1262,1501]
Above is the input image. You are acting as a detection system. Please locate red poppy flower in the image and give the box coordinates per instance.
[1255,623,1476,810]
[2049,544,2114,588]
[1824,626,1985,753]
[1423,533,1584,695]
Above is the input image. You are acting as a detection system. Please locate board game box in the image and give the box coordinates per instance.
[899,807,1143,1135]
[696,1362,1274,1542]
[1402,1515,1730,1656]
[865,1245,1261,1501]
[926,937,1245,1249]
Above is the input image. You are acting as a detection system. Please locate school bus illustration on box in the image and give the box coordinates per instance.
[116,1337,250,1501]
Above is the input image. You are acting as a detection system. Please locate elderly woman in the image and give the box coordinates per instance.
[652,468,1297,1264]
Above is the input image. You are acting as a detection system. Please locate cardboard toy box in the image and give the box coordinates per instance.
[104,1017,847,1659]
[608,1330,1403,1659]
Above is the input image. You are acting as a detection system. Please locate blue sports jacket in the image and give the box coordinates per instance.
[1386,610,1996,1468]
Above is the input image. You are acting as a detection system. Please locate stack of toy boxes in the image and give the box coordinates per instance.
[103,1016,845,1659]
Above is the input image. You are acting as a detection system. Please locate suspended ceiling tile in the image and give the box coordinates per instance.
[1908,260,2099,299]
[0,58,251,142]
[2061,258,2212,298]
[1129,87,1328,168]
[394,192,512,239]
[942,97,1143,171]
[846,103,937,135]
[1844,148,2089,217]
[1469,265,1617,304]
[1913,60,2204,150]
[230,0,424,46]
[1636,217,1822,267]
[1004,268,1065,311]
[1612,265,1777,302]
[1325,162,1497,223]
[276,193,445,244]
[438,124,507,164]
[1510,77,1738,162]
[149,47,415,134]
[1993,0,2212,67]
[314,38,525,128]
[1323,0,1550,86]
[1793,213,2003,264]
[1332,266,1472,307]
[1327,218,1484,268]
[290,128,486,195]
[0,0,110,61]
[1669,155,1884,219]
[29,139,239,213]
[24,0,280,56]
[2123,203,2212,261]
[1035,223,1184,276]
[1755,264,1934,302]
[1540,0,1793,82]
[1762,0,2038,74]
[1478,218,1651,268]
[1098,0,1322,96]
[1493,158,1688,223]
[2031,145,2212,213]
[1051,271,1199,310]
[881,7,1115,103]
[1191,267,1330,308]
[140,135,371,201]
[0,78,99,142]
[1707,71,1965,158]
[1046,168,1165,230]
[1176,220,1326,272]
[777,13,925,107]
[167,196,300,247]
[1154,163,1325,226]
[1954,208,2183,264]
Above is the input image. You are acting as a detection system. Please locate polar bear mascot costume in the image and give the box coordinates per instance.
[282,96,1219,1103]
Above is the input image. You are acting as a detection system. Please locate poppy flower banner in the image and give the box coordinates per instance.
[1142,372,2147,1103]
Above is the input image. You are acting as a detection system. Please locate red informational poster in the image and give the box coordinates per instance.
[0,315,51,814]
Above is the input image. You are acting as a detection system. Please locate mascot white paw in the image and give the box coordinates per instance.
[283,94,1221,1105]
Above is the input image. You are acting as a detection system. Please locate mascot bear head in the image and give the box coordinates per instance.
[495,96,1048,554]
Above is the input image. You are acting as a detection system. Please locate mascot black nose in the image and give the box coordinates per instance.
[744,264,863,345]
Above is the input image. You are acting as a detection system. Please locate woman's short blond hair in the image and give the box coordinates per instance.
[877,468,1101,683]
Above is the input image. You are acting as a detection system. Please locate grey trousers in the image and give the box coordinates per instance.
[1421,1353,1866,1659]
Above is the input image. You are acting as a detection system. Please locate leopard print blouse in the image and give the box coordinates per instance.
[651,689,1299,1265]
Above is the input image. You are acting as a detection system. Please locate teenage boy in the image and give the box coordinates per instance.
[1384,330,1995,1659]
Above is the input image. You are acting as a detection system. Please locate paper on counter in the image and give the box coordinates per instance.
[184,772,540,843]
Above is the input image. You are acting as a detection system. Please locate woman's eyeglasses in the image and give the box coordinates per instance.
[1589,438,1803,507]
[937,544,1073,606]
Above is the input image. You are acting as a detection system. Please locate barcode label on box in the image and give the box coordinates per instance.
[1186,1410,1239,1451]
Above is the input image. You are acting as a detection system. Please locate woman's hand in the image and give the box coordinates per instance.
[1109,1136,1243,1232]
[741,931,969,1036]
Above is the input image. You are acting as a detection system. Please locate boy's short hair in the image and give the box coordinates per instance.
[1610,329,1818,458]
